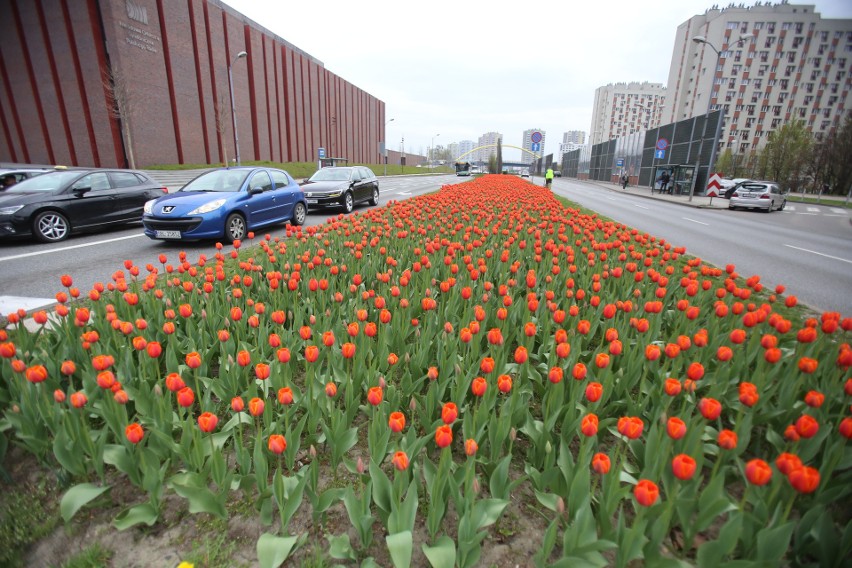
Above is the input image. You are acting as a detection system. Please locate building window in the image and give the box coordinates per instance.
[828,96,837,105]
[773,105,782,116]
[761,104,769,112]
[792,37,803,48]
[726,90,736,102]
[742,78,750,86]
[821,120,831,129]
[836,71,847,81]
[736,104,744,111]
[767,23,775,33]
[765,37,776,48]
[820,31,829,42]
[811,70,820,80]
[727,21,739,30]
[782,22,792,30]
[755,22,764,30]
[754,79,762,88]
[818,45,827,55]
[785,65,795,76]
[740,143,750,152]
[771,118,782,128]
[823,108,831,118]
[768,79,777,86]
[830,83,839,93]
[746,118,756,127]
[729,79,737,88]
[780,79,789,89]
[741,22,748,33]
[804,95,814,104]
[799,108,806,118]
[795,23,803,34]
[812,57,821,67]
[778,92,788,102]
[734,50,742,62]
[758,64,768,76]
[760,51,769,62]
[732,65,741,75]
[788,52,797,63]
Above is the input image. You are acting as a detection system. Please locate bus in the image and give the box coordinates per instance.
[455,162,472,176]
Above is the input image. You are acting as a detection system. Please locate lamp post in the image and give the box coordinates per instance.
[228,50,247,166]
[384,118,394,176]
[430,133,440,167]
[689,34,749,201]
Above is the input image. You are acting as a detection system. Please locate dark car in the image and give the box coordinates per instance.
[142,166,306,242]
[0,169,166,242]
[301,166,379,213]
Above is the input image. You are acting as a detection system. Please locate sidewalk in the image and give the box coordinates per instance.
[569,178,729,209]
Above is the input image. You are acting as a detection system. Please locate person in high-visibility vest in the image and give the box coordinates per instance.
[545,167,554,188]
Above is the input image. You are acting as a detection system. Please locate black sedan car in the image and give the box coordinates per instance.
[301,166,379,213]
[0,169,166,242]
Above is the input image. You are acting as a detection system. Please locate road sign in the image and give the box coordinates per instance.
[318,147,326,159]
[531,142,540,152]
[616,158,624,167]
[655,149,665,159]
[531,131,543,144]
[656,138,669,151]
[705,173,723,197]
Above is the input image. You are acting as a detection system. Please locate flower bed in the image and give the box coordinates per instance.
[1,175,850,567]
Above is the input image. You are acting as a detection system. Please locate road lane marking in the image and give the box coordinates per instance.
[830,208,847,214]
[0,233,145,263]
[807,207,820,212]
[784,244,852,265]
[633,204,650,210]
[682,217,709,226]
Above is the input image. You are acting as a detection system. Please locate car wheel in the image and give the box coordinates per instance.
[225,213,246,242]
[779,200,786,211]
[342,192,354,213]
[292,202,306,226]
[33,210,70,242]
[370,187,379,206]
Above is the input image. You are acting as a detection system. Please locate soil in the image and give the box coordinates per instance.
[3,445,548,568]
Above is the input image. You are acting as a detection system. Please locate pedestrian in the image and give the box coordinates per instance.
[545,167,554,188]
[660,170,671,194]
[621,173,628,189]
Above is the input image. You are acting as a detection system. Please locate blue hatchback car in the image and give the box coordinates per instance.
[142,167,307,242]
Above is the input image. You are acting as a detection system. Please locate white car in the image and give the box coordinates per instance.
[720,177,750,198]
[728,181,786,212]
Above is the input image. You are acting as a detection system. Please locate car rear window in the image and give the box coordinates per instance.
[740,184,769,192]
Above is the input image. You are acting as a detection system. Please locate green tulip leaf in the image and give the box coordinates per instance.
[422,535,456,568]
[60,483,111,522]
[112,502,159,530]
[171,482,227,519]
[386,530,413,568]
[256,532,299,568]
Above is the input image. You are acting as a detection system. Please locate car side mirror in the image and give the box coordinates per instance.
[249,187,263,195]
[72,186,91,195]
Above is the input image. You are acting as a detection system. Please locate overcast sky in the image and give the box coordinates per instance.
[221,0,851,161]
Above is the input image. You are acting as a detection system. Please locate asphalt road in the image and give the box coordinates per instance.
[0,175,458,312]
[550,177,852,316]
[1,174,850,317]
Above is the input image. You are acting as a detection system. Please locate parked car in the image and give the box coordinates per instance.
[0,169,166,242]
[721,178,751,199]
[301,166,379,213]
[728,181,786,212]
[0,168,53,190]
[142,167,306,242]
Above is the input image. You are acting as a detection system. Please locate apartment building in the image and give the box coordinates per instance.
[476,132,503,163]
[588,82,667,146]
[665,2,851,153]
[563,131,586,144]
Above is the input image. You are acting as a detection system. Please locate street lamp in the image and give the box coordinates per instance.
[383,118,394,176]
[688,34,749,200]
[228,50,247,166]
[430,133,440,167]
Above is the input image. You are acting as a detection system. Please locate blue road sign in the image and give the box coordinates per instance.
[616,158,624,167]
[531,142,540,152]
[318,147,326,159]
[655,149,666,159]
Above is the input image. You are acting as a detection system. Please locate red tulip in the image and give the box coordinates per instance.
[497,374,512,394]
[718,429,738,450]
[231,397,245,412]
[698,397,722,420]
[840,417,852,439]
[797,357,818,374]
[367,386,383,406]
[341,342,356,359]
[442,402,459,424]
[465,439,478,456]
[237,350,251,367]
[634,479,659,506]
[389,411,406,433]
[176,387,195,408]
[686,362,704,381]
[197,412,219,433]
[435,425,453,448]
[25,365,48,384]
[70,391,88,408]
[745,458,772,486]
[572,363,587,381]
[325,382,337,397]
[185,352,202,369]
[471,377,487,397]
[671,454,697,480]
[580,413,599,437]
[305,346,319,363]
[591,452,611,474]
[738,382,759,407]
[479,357,495,374]
[548,367,563,384]
[666,417,687,440]
[585,382,603,402]
[787,465,820,494]
[277,387,294,405]
[794,415,819,438]
[617,416,644,439]
[513,346,528,364]
[254,363,271,381]
[165,373,185,392]
[392,451,409,471]
[775,452,803,475]
[664,378,682,396]
[268,434,287,455]
[125,423,145,444]
[249,397,265,417]
[803,390,824,408]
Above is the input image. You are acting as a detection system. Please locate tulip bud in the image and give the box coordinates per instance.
[379,375,386,389]
[510,427,517,442]
[309,445,317,459]
[409,397,417,412]
[357,456,366,475]
[545,441,552,454]
[153,384,163,397]
[472,477,480,494]
[556,497,566,516]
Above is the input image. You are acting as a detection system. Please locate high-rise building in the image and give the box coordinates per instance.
[589,82,667,146]
[559,142,584,156]
[665,3,851,153]
[458,140,476,162]
[563,131,586,144]
[477,132,502,163]
[520,128,547,164]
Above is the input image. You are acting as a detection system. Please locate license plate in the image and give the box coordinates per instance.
[155,230,181,239]
[306,199,318,204]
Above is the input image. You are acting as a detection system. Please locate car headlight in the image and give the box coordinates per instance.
[327,191,342,198]
[0,205,24,215]
[143,199,156,215]
[189,199,226,215]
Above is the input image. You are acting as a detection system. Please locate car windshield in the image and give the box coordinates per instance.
[309,168,352,182]
[180,170,250,193]
[3,171,81,193]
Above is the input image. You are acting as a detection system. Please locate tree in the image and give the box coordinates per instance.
[103,64,136,169]
[826,113,852,195]
[488,154,498,174]
[497,138,503,174]
[760,120,812,191]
